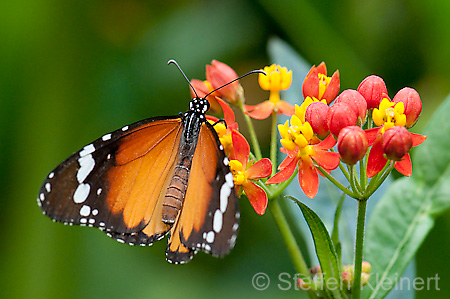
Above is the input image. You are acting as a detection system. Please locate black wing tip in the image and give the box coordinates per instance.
[165,248,195,265]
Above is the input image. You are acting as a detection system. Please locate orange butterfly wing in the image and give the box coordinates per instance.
[166,122,239,264]
[39,117,183,245]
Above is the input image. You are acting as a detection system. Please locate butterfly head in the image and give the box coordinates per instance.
[188,97,210,118]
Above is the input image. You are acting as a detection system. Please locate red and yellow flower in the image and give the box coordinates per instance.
[302,62,340,104]
[266,114,340,198]
[245,64,295,119]
[229,130,272,215]
[366,94,426,177]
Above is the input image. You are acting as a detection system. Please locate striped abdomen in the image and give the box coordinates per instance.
[162,112,202,224]
[162,155,192,224]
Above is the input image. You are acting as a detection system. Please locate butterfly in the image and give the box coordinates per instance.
[36,60,262,264]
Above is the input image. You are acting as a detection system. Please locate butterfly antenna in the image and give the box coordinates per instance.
[168,59,199,98]
[204,69,267,98]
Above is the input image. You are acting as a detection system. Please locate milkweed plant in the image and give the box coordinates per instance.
[190,39,450,299]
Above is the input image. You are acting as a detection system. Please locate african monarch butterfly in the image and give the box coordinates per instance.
[37,60,263,264]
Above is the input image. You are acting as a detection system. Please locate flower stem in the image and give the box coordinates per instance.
[317,166,360,199]
[364,162,394,199]
[352,198,367,299]
[270,111,278,175]
[359,159,366,192]
[238,102,262,160]
[268,197,317,299]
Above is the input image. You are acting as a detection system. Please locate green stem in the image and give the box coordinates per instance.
[338,161,351,182]
[238,102,262,160]
[364,162,394,199]
[359,159,366,192]
[352,199,367,299]
[317,166,360,199]
[268,198,317,299]
[348,165,363,195]
[270,111,278,175]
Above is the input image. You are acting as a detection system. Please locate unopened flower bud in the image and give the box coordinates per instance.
[341,271,353,287]
[337,126,368,165]
[206,60,243,104]
[327,102,358,136]
[392,87,422,128]
[357,75,388,109]
[361,273,370,286]
[309,265,322,275]
[335,89,367,124]
[382,126,412,160]
[297,278,310,290]
[306,102,330,139]
[361,261,372,274]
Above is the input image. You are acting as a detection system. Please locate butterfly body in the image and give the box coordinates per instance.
[38,96,239,264]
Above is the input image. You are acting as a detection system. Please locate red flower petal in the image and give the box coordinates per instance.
[243,181,268,215]
[244,101,275,120]
[298,158,319,198]
[315,134,336,150]
[316,62,327,75]
[321,70,340,104]
[302,66,320,99]
[395,153,412,177]
[276,100,295,116]
[231,130,250,168]
[206,115,219,123]
[411,132,427,147]
[278,152,296,170]
[365,127,381,146]
[312,149,340,170]
[367,136,388,178]
[266,156,298,184]
[216,97,236,125]
[246,158,272,179]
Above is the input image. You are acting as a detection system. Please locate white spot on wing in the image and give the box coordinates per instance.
[73,183,90,204]
[48,172,54,179]
[220,190,228,213]
[206,231,215,243]
[97,188,102,195]
[121,125,129,131]
[79,144,95,157]
[80,205,91,216]
[77,154,95,183]
[92,209,98,216]
[45,183,51,193]
[102,133,112,141]
[225,172,234,187]
[213,210,223,233]
[223,157,229,166]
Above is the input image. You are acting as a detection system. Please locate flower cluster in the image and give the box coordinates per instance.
[193,60,426,215]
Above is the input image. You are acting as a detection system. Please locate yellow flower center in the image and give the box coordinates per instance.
[372,98,406,133]
[318,73,331,100]
[208,120,232,149]
[297,145,315,160]
[229,160,247,186]
[258,64,292,93]
[278,115,314,151]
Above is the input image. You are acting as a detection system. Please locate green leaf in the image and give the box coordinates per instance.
[363,93,450,299]
[289,196,345,299]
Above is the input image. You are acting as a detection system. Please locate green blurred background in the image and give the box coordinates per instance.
[1,0,449,298]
